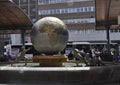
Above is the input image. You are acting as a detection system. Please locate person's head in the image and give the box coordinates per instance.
[70,51,72,54]
[21,46,25,50]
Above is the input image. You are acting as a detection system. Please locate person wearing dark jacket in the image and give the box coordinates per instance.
[68,51,74,60]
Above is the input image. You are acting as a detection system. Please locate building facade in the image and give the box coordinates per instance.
[13,0,38,23]
[12,0,96,44]
[11,0,120,53]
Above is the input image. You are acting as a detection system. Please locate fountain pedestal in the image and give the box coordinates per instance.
[33,55,68,67]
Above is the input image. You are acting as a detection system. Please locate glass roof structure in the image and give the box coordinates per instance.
[0,0,33,33]
[95,0,120,30]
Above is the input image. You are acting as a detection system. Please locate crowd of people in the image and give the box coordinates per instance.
[0,46,31,64]
[67,47,120,66]
[1,45,120,67]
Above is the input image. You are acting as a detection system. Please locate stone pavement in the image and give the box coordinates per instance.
[0,65,120,85]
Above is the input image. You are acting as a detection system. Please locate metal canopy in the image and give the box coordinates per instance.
[95,0,120,30]
[0,0,33,33]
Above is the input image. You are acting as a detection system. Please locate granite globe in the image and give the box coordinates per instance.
[30,17,68,54]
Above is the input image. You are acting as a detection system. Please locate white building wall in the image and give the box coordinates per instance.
[110,32,120,41]
[69,30,120,42]
[10,30,120,45]
[11,34,21,45]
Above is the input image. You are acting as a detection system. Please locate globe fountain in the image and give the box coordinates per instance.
[30,17,69,66]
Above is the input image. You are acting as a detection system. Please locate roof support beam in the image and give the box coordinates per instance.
[105,0,111,53]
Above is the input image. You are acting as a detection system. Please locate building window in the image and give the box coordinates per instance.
[30,0,36,2]
[22,0,27,2]
[22,8,27,13]
[84,7,87,12]
[38,6,95,15]
[32,18,36,22]
[110,29,120,32]
[38,0,93,5]
[63,18,95,24]
[31,8,36,12]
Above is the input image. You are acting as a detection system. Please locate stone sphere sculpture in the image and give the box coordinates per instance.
[30,17,68,55]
